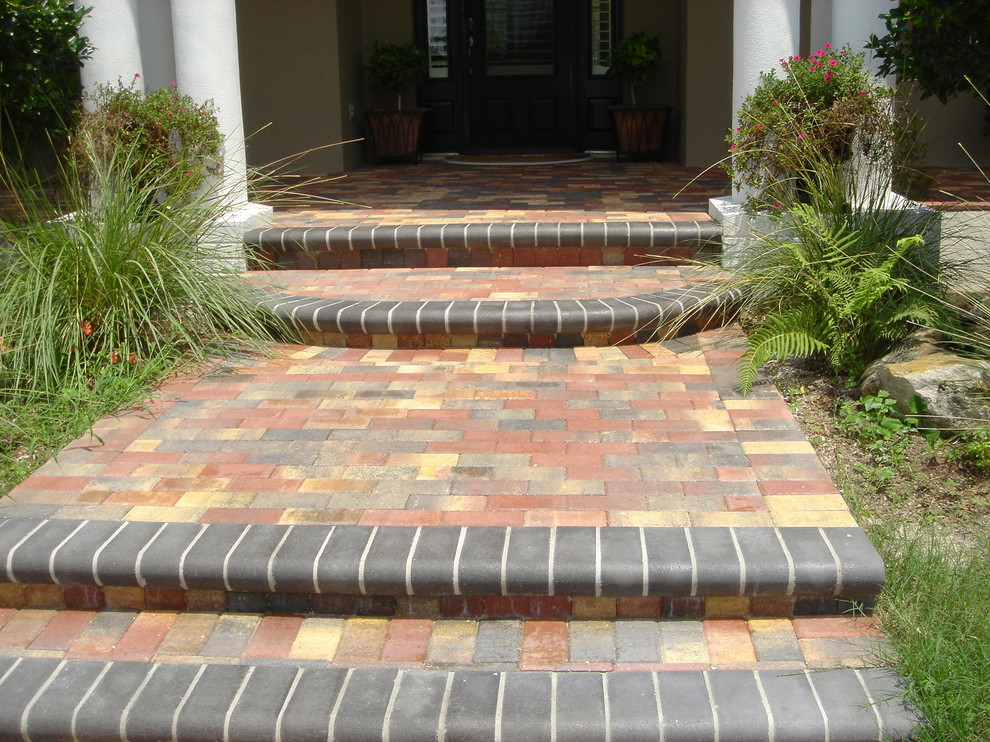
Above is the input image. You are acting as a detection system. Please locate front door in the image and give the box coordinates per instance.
[464,0,575,152]
[416,0,621,154]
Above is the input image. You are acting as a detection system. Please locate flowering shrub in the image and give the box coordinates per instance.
[74,76,223,199]
[725,45,898,212]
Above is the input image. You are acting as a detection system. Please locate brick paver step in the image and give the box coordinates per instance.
[244,220,720,271]
[0,520,884,617]
[0,608,886,672]
[249,268,742,349]
[0,655,919,742]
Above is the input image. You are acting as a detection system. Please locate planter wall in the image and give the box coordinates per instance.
[365,109,428,164]
[610,105,671,160]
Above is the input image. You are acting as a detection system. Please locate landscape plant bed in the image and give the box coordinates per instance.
[761,359,990,538]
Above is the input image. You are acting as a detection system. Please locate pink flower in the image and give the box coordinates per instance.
[167,113,173,118]
[730,144,738,150]
[797,133,805,139]
[816,49,824,56]
[134,73,140,78]
[736,127,742,131]
[170,82,177,86]
[756,124,763,130]
[771,100,778,105]
[860,91,867,96]
[186,172,194,177]
[828,59,838,66]
[824,43,831,49]
[824,73,833,82]
[773,202,782,209]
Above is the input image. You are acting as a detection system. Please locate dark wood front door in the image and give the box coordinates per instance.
[464,0,575,152]
[415,0,621,154]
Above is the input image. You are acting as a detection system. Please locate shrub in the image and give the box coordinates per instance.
[363,41,426,110]
[0,111,280,397]
[0,0,91,156]
[605,32,661,106]
[725,45,904,213]
[74,78,224,200]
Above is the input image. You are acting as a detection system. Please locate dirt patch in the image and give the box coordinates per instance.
[759,360,990,542]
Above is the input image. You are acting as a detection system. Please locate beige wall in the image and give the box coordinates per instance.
[237,0,364,174]
[679,0,733,167]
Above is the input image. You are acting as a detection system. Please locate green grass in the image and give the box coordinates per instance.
[0,354,174,495]
[871,525,990,742]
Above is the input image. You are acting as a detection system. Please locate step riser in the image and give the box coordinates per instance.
[295,311,733,349]
[0,584,875,620]
[261,283,743,349]
[251,245,696,270]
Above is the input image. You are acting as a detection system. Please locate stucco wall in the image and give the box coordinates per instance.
[908,91,990,170]
[237,0,362,173]
[679,0,733,167]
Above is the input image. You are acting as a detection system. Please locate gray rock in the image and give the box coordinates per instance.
[859,331,990,431]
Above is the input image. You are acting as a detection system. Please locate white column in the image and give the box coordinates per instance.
[831,0,896,77]
[75,0,144,102]
[732,0,801,126]
[730,0,801,202]
[135,0,176,92]
[170,0,248,205]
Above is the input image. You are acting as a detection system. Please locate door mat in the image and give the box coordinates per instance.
[442,153,594,166]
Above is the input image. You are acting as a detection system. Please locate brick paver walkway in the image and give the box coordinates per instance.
[4,328,848,530]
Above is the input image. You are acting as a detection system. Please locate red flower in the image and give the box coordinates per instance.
[128,353,139,364]
[80,321,93,336]
[110,349,119,365]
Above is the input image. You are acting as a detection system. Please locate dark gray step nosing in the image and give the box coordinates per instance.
[245,221,723,252]
[261,284,745,336]
[0,519,885,598]
[0,658,921,742]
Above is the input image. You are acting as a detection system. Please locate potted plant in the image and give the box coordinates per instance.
[606,32,670,159]
[363,41,428,163]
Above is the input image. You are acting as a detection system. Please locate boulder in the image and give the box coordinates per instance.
[858,331,990,431]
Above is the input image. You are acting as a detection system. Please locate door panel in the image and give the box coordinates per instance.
[465,0,576,151]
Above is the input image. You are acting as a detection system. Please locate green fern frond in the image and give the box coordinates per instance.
[739,312,829,395]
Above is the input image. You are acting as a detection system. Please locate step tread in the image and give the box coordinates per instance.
[0,519,885,600]
[0,609,885,671]
[0,656,920,742]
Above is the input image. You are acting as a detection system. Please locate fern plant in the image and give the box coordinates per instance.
[736,202,950,394]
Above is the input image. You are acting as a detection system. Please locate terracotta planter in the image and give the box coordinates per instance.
[365,109,428,164]
[609,105,671,160]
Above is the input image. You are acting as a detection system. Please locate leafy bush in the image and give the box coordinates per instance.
[74,79,224,199]
[868,0,990,132]
[0,0,91,156]
[725,45,904,213]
